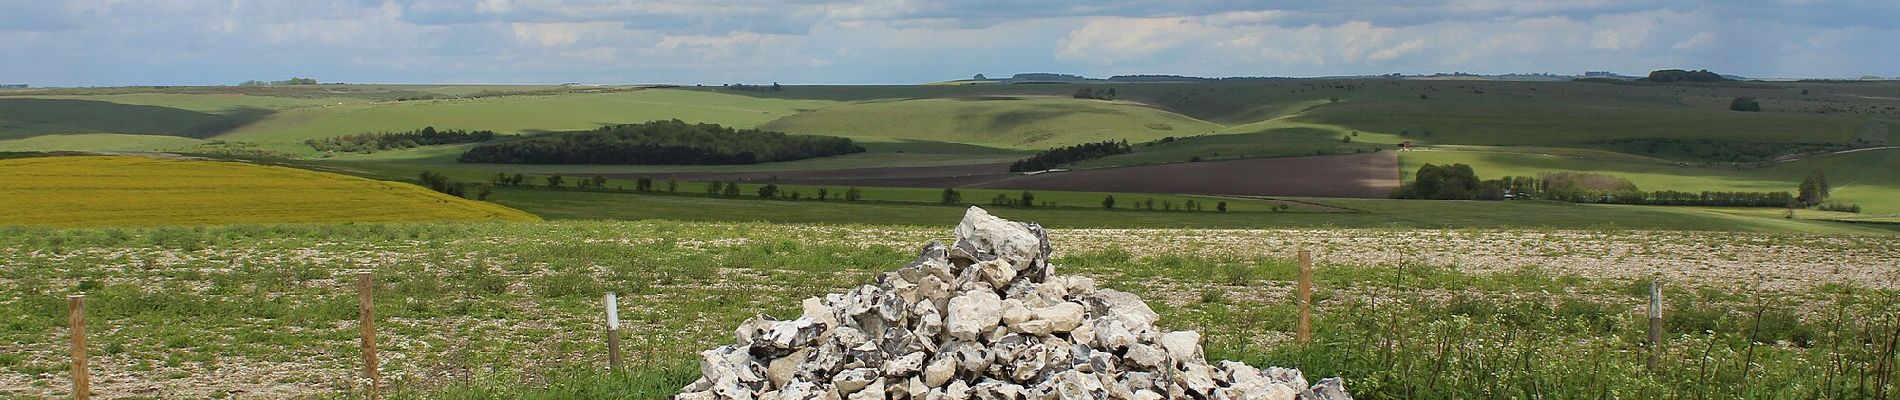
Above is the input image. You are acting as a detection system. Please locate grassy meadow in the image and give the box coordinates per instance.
[1,221,1894,398]
[0,156,538,227]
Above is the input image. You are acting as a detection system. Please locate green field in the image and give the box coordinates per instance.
[4,80,1899,233]
[0,133,206,152]
[1399,148,1900,214]
[482,186,1898,234]
[758,96,1222,149]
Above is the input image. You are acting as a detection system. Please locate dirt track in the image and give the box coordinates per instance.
[601,153,1400,198]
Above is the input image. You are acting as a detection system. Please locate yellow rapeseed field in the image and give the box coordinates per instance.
[0,155,539,227]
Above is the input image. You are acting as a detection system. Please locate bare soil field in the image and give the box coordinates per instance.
[602,153,1400,198]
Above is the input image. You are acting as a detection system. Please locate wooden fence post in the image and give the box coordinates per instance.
[69,295,89,400]
[605,292,623,371]
[1297,250,1313,345]
[1648,279,1663,371]
[357,272,379,400]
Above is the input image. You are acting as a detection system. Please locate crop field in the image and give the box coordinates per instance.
[0,134,206,152]
[1,220,1895,398]
[1400,148,1900,214]
[757,97,1221,149]
[483,187,1900,234]
[0,156,538,227]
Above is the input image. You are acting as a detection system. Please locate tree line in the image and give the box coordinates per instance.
[1642,69,1730,83]
[1009,140,1133,172]
[1072,87,1117,100]
[456,120,863,165]
[1392,164,1846,210]
[307,126,497,153]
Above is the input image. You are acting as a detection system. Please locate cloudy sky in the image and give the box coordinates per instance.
[2,0,1895,86]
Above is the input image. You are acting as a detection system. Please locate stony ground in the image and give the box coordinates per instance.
[0,221,1894,398]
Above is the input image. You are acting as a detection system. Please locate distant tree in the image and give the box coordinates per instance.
[1419,94,1429,99]
[1019,191,1035,207]
[1730,97,1762,112]
[1216,201,1227,213]
[547,174,565,189]
[723,182,742,197]
[973,73,987,80]
[758,184,780,199]
[1643,69,1728,83]
[845,187,863,201]
[635,177,653,192]
[706,180,723,195]
[771,82,782,91]
[790,190,802,200]
[1102,195,1116,209]
[1392,163,1480,200]
[1798,170,1830,206]
[940,188,963,204]
[1163,200,1173,211]
[991,194,1011,206]
[666,178,678,192]
[817,188,829,201]
[510,173,526,186]
[1073,87,1094,99]
[476,184,494,200]
[593,175,609,189]
[492,172,510,186]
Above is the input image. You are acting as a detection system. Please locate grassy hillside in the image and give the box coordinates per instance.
[1399,148,1900,213]
[758,97,1222,149]
[217,89,836,152]
[0,155,538,227]
[0,133,206,152]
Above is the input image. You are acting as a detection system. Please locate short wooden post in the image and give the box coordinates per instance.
[357,272,379,399]
[1648,279,1663,371]
[1297,250,1313,345]
[69,295,90,400]
[605,292,624,371]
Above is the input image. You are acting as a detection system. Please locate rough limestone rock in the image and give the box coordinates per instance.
[678,207,1351,399]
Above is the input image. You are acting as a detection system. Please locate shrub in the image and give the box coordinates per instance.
[1730,97,1762,112]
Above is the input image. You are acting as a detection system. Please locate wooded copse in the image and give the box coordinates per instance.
[1395,164,1802,207]
[1009,140,1132,172]
[307,126,497,153]
[456,120,863,165]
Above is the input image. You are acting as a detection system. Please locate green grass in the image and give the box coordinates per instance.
[2,221,1893,398]
[1399,148,1900,214]
[217,89,836,153]
[0,133,206,152]
[758,96,1222,149]
[486,187,1898,234]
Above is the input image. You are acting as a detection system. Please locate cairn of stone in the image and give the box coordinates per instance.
[678,207,1351,400]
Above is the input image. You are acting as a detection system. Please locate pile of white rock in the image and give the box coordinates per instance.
[678,207,1351,400]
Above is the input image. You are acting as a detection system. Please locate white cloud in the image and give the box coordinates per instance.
[1673,31,1716,50]
[0,0,1896,85]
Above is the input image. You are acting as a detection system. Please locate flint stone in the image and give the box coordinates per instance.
[945,291,1003,341]
[923,355,957,388]
[1090,290,1158,331]
[883,352,927,377]
[953,206,1047,272]
[1033,303,1085,333]
[1158,331,1202,361]
[1305,377,1354,400]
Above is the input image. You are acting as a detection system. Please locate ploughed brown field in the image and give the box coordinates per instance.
[601,153,1400,198]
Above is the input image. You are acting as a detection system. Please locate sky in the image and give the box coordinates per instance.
[1,0,1896,86]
